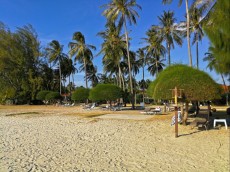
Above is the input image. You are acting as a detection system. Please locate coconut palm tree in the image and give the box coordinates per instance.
[60,57,76,96]
[147,57,166,77]
[189,7,204,69]
[69,32,96,89]
[204,49,229,105]
[46,40,68,94]
[155,11,183,66]
[97,21,127,90]
[85,62,99,87]
[136,48,147,103]
[162,0,193,66]
[143,27,166,76]
[102,0,141,109]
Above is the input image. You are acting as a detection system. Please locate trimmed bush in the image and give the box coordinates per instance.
[45,92,61,101]
[36,91,50,101]
[149,64,221,101]
[71,87,90,102]
[89,84,122,102]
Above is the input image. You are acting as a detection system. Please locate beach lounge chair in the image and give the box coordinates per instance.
[83,103,96,110]
[140,107,162,115]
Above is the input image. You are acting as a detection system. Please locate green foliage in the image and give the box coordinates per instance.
[36,91,50,100]
[71,87,90,102]
[149,64,221,101]
[45,92,61,101]
[89,84,122,102]
[0,22,45,103]
[203,0,230,74]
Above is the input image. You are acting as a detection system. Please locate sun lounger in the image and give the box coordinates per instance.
[140,107,161,115]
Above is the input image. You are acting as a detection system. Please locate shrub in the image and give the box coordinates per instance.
[149,64,221,101]
[71,87,90,102]
[89,84,122,102]
[36,91,50,101]
[45,92,61,101]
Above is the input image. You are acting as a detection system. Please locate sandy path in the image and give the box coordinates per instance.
[0,107,229,171]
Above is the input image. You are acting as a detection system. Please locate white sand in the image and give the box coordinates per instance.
[0,107,229,172]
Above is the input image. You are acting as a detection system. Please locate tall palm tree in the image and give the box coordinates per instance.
[155,11,183,65]
[136,48,147,103]
[97,21,126,89]
[46,40,68,94]
[69,32,96,89]
[147,57,166,77]
[204,49,229,105]
[84,61,99,87]
[102,0,141,109]
[60,57,76,96]
[162,0,193,66]
[189,7,204,69]
[143,27,166,76]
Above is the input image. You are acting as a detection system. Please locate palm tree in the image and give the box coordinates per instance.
[162,0,193,66]
[147,57,166,77]
[204,49,229,105]
[102,0,141,109]
[155,11,183,66]
[46,40,68,94]
[143,27,166,76]
[136,48,147,102]
[86,62,99,87]
[60,57,76,96]
[97,21,126,89]
[189,7,204,69]
[69,32,96,89]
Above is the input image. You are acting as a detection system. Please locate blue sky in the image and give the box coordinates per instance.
[0,0,223,87]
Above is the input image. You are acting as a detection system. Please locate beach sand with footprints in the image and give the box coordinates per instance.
[0,105,229,171]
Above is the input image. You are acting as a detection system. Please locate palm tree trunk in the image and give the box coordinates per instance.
[83,55,88,89]
[124,17,134,109]
[83,54,88,104]
[59,59,62,95]
[121,73,125,91]
[142,64,145,103]
[156,58,159,77]
[196,41,199,69]
[167,43,171,66]
[118,65,122,88]
[185,0,193,66]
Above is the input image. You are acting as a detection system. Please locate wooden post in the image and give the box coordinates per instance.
[175,106,178,138]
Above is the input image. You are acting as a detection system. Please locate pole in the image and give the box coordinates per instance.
[175,106,178,138]
[175,87,178,138]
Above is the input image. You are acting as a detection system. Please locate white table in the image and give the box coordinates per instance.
[213,119,228,130]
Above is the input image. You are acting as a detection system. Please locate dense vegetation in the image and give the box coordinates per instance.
[89,84,122,104]
[0,0,229,105]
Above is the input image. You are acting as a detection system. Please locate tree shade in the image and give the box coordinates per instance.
[148,64,221,102]
[89,84,122,102]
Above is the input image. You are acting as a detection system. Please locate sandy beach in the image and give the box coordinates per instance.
[0,105,229,172]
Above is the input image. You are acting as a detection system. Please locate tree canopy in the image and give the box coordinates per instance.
[89,84,122,102]
[148,64,221,101]
[71,87,90,102]
[203,0,230,74]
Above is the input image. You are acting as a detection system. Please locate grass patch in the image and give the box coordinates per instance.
[5,112,40,116]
